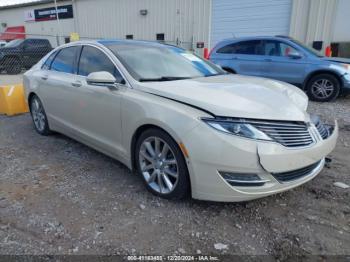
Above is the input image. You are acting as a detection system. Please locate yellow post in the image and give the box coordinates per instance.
[0,84,29,116]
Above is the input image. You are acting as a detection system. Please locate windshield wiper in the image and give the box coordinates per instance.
[139,76,192,82]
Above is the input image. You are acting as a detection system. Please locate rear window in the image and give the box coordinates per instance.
[217,40,263,55]
[51,46,80,74]
[42,51,57,70]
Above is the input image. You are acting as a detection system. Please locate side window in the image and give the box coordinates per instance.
[78,46,124,83]
[42,51,57,70]
[216,43,237,54]
[264,40,280,56]
[280,42,298,57]
[51,46,79,74]
[264,41,298,57]
[217,41,263,55]
[234,40,263,55]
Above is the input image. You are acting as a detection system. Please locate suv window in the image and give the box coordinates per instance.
[78,46,123,82]
[217,40,263,55]
[264,40,298,56]
[51,46,79,74]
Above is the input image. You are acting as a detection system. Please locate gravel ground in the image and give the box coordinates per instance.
[0,98,349,260]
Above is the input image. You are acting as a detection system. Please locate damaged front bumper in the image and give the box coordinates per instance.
[183,120,338,202]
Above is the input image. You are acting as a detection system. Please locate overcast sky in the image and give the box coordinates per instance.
[0,0,41,7]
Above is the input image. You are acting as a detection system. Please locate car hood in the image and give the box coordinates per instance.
[136,75,310,122]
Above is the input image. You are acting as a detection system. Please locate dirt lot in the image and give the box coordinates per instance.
[0,98,349,260]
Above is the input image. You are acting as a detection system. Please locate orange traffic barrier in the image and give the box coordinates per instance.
[0,84,29,116]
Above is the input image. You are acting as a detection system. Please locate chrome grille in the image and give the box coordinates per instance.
[272,160,322,182]
[250,121,314,148]
[316,121,330,139]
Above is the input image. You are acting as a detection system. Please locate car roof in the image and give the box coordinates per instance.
[214,36,294,45]
[61,39,178,48]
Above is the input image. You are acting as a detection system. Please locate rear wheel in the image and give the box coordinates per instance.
[29,95,51,136]
[306,74,340,102]
[135,128,190,200]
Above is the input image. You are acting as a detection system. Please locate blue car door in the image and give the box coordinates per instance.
[211,40,265,77]
[262,40,308,85]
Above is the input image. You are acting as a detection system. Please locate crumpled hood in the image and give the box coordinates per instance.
[136,74,310,122]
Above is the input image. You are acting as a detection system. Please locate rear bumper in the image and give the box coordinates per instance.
[183,120,338,202]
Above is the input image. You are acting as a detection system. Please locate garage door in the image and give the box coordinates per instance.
[210,0,292,47]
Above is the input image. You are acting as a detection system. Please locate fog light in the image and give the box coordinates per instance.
[219,172,269,187]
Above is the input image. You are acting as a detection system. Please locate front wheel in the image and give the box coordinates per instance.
[306,74,340,102]
[135,128,190,200]
[29,95,51,136]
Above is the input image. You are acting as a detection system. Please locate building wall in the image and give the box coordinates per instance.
[333,0,350,43]
[0,0,74,47]
[74,0,211,52]
[0,0,210,52]
[289,0,339,52]
[210,0,292,47]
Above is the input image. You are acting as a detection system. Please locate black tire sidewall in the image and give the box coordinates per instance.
[29,95,51,136]
[135,128,190,200]
[306,74,340,102]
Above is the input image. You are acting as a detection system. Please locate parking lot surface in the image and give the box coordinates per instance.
[0,98,349,259]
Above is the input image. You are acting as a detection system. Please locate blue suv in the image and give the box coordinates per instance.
[209,36,350,102]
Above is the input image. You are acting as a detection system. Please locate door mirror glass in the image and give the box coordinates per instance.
[86,71,117,87]
[288,51,302,59]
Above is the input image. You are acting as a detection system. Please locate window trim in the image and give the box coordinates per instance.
[76,44,128,86]
[216,40,264,56]
[76,44,127,85]
[41,50,59,70]
[49,46,81,75]
[40,43,131,87]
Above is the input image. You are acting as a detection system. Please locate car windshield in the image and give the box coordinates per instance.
[291,39,324,57]
[5,39,24,47]
[106,43,225,81]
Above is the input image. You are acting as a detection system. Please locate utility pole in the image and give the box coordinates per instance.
[54,0,62,46]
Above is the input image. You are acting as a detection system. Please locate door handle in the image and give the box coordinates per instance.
[71,81,82,87]
[41,75,48,80]
[264,58,272,62]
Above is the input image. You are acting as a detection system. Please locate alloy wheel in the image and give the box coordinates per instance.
[138,136,179,194]
[311,79,335,99]
[31,98,46,132]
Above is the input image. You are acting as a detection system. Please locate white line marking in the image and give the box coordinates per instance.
[7,86,15,97]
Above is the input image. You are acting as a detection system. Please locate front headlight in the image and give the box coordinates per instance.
[202,118,272,141]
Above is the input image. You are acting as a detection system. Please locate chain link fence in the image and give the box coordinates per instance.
[0,30,203,76]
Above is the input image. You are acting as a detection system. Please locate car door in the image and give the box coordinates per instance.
[37,45,81,130]
[72,45,125,157]
[261,40,308,85]
[231,40,266,77]
[211,40,265,76]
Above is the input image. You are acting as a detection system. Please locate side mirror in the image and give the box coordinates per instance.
[86,71,118,88]
[288,51,302,59]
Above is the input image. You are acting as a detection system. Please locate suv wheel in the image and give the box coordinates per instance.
[135,128,190,200]
[29,95,51,135]
[306,74,340,102]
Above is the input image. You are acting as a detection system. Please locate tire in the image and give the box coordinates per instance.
[306,74,340,102]
[29,95,51,136]
[135,128,190,200]
[4,57,22,75]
